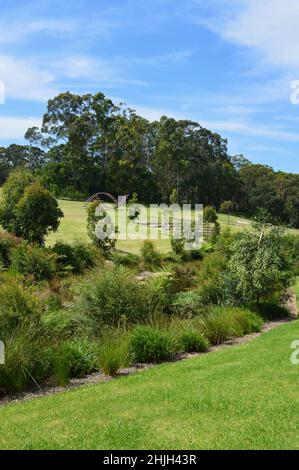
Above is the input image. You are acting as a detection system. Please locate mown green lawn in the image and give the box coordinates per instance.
[46,199,256,253]
[1,320,299,450]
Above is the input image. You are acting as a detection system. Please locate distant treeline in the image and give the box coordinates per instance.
[0,91,298,227]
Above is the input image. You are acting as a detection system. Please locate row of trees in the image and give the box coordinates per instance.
[0,91,298,227]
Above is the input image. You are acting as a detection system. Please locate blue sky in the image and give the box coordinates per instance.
[0,0,299,173]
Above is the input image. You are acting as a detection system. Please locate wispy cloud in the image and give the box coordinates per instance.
[194,0,299,73]
[0,117,42,140]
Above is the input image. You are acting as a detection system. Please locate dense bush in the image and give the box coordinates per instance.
[11,244,57,281]
[0,282,41,334]
[48,338,99,385]
[171,291,202,316]
[109,252,140,267]
[145,273,174,314]
[15,182,63,244]
[0,232,22,268]
[52,241,97,274]
[196,306,264,345]
[180,330,209,353]
[254,303,291,320]
[228,308,264,334]
[198,253,228,304]
[196,308,235,345]
[225,227,294,306]
[141,241,161,269]
[0,328,44,393]
[75,268,150,327]
[129,325,178,363]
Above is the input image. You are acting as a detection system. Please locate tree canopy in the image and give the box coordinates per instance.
[0,90,298,227]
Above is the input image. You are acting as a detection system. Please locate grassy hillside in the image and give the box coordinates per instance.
[46,199,255,253]
[1,320,299,450]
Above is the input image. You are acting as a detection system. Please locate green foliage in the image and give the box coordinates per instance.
[0,169,35,234]
[196,306,264,345]
[203,206,218,224]
[15,182,63,244]
[169,188,179,204]
[0,169,63,245]
[0,328,44,393]
[145,273,174,314]
[0,231,22,268]
[75,268,150,327]
[99,334,130,376]
[141,240,161,269]
[225,226,294,305]
[87,202,116,256]
[52,241,97,274]
[171,237,185,256]
[196,308,236,345]
[179,330,209,353]
[48,338,99,385]
[255,303,291,321]
[0,282,41,334]
[129,325,178,363]
[109,252,140,267]
[11,244,57,281]
[198,252,228,304]
[172,291,202,316]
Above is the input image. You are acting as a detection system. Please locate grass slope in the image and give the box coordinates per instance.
[46,199,256,253]
[1,320,299,450]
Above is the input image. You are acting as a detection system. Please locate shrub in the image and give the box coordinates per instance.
[255,303,291,320]
[40,309,74,338]
[141,241,161,269]
[0,231,22,268]
[0,282,41,334]
[198,253,228,305]
[129,325,178,363]
[15,182,63,244]
[172,291,202,316]
[195,308,236,345]
[0,168,35,235]
[196,306,264,345]
[109,252,140,267]
[225,227,294,306]
[145,273,174,314]
[180,330,209,353]
[0,328,46,393]
[99,334,130,376]
[48,338,99,385]
[87,201,117,256]
[228,308,264,334]
[75,268,149,327]
[11,244,57,281]
[171,237,185,256]
[52,241,97,274]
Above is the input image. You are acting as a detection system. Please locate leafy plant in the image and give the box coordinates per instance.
[11,244,57,281]
[75,268,150,327]
[141,240,161,269]
[52,241,97,274]
[129,325,178,363]
[99,334,130,376]
[180,330,209,353]
[0,282,41,334]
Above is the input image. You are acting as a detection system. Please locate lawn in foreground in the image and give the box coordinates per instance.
[1,320,299,450]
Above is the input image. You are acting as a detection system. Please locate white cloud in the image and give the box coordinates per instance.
[0,55,58,101]
[201,0,299,72]
[0,117,42,140]
[0,19,78,43]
